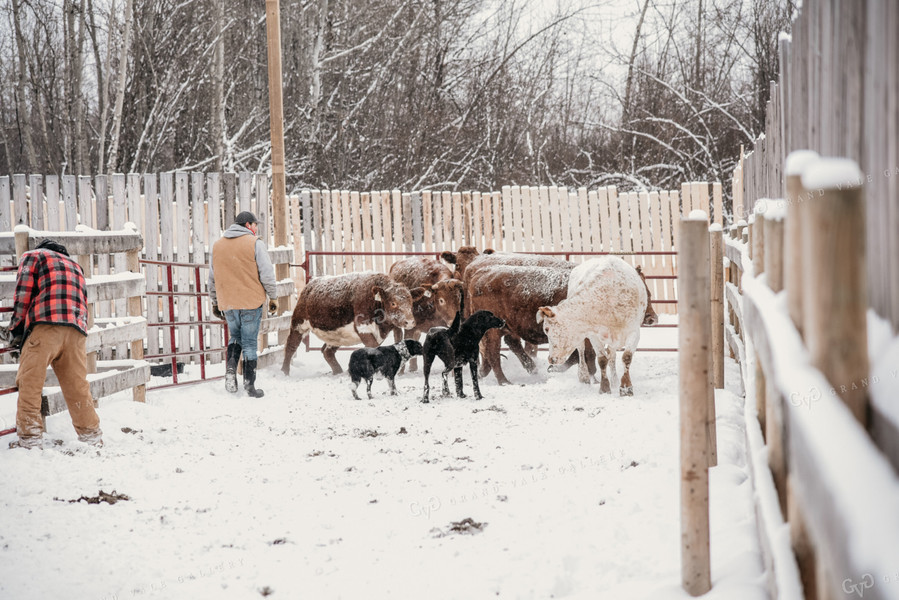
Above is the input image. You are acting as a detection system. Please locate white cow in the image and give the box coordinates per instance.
[536,256,657,395]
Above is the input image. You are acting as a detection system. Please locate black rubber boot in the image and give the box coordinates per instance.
[243,359,264,398]
[225,343,242,393]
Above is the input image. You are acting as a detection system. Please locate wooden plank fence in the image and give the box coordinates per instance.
[0,174,728,336]
[722,0,899,588]
[737,0,899,332]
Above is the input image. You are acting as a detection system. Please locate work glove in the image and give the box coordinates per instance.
[212,304,224,320]
[268,299,278,315]
[0,327,23,360]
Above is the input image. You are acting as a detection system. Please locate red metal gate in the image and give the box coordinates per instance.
[141,259,228,390]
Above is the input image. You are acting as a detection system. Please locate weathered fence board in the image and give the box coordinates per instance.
[741,0,899,331]
[3,172,734,327]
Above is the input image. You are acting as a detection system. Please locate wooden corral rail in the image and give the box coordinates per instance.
[0,226,149,417]
[723,155,899,600]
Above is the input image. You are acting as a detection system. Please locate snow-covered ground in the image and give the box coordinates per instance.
[0,325,767,600]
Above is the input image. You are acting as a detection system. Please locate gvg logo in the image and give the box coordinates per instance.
[843,574,875,598]
[409,496,442,519]
[789,385,822,410]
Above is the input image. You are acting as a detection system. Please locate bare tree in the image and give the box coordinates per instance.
[0,0,791,201]
[211,0,225,171]
[11,0,38,173]
[106,0,133,174]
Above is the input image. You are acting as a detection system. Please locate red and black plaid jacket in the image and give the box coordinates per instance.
[8,248,89,339]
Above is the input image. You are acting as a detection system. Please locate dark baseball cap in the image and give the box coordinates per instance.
[235,211,258,226]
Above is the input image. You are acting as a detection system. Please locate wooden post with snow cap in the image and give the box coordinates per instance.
[762,201,788,513]
[736,219,748,258]
[750,204,767,436]
[800,158,870,426]
[751,203,766,276]
[784,151,820,337]
[678,212,712,597]
[763,204,785,293]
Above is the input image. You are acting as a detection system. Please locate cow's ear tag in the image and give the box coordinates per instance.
[424,290,432,298]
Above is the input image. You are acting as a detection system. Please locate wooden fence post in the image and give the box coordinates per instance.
[709,226,724,390]
[801,159,869,425]
[788,475,818,600]
[679,216,712,597]
[127,246,146,404]
[707,224,722,468]
[75,250,98,378]
[14,227,29,262]
[763,208,785,293]
[784,151,820,336]
[751,211,765,276]
[762,204,788,514]
[750,211,766,434]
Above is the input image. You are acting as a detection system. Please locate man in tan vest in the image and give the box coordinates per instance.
[208,212,278,397]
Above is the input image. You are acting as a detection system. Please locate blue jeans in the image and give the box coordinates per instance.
[225,306,263,360]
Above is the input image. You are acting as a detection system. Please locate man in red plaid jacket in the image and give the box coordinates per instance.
[4,239,102,449]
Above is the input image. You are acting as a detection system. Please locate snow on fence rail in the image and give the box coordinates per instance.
[0,227,150,422]
[0,172,727,320]
[722,154,899,600]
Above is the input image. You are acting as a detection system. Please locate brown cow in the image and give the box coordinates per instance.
[403,279,464,338]
[466,262,595,385]
[441,246,568,283]
[389,255,453,288]
[389,256,463,371]
[281,272,422,376]
[443,246,572,365]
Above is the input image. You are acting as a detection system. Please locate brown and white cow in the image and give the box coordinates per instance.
[281,272,422,376]
[537,256,657,396]
[388,256,463,371]
[466,262,595,385]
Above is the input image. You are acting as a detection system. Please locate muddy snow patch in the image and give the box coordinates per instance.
[431,517,488,537]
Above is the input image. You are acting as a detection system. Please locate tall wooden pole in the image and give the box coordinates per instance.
[679,216,712,597]
[264,0,291,338]
[264,0,287,251]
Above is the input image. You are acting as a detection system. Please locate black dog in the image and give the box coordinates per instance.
[421,310,505,403]
[349,339,423,400]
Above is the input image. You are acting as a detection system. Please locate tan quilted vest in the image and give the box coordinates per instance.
[212,235,266,310]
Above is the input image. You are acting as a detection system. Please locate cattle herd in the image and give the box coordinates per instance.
[280,247,658,401]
